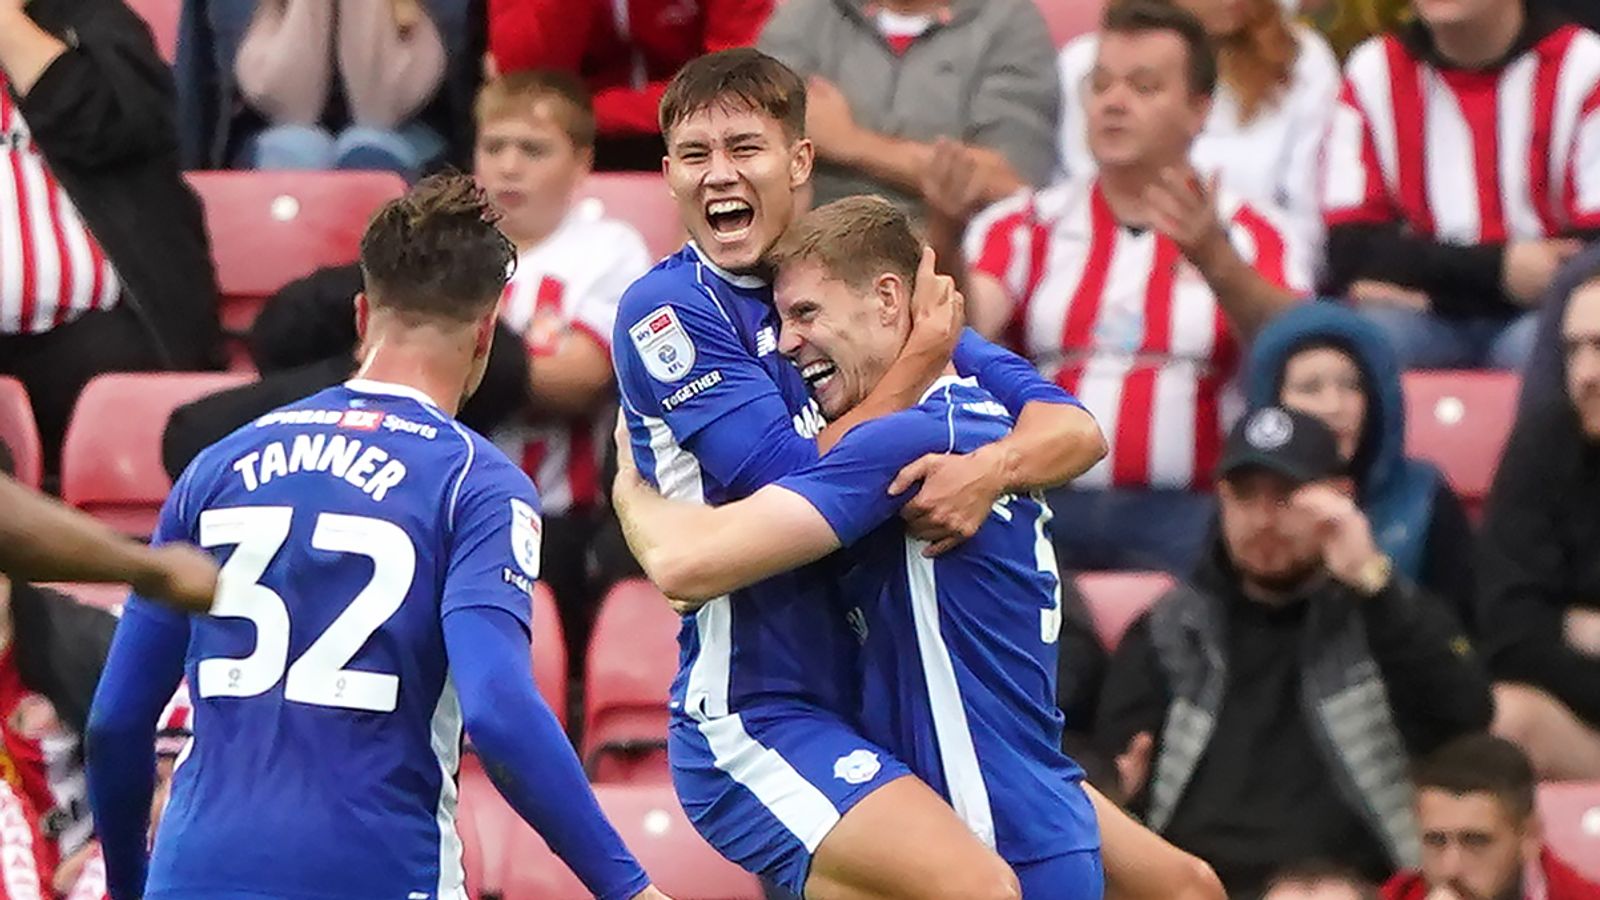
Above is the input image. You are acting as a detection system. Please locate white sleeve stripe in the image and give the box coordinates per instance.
[422,405,477,531]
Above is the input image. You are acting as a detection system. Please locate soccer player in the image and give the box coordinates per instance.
[0,473,217,612]
[83,175,669,900]
[615,196,1104,898]
[613,48,1107,900]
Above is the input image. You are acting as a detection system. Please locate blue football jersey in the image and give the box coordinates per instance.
[142,379,544,900]
[778,377,1099,866]
[614,243,1085,724]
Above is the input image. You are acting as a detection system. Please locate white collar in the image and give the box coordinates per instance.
[919,374,978,404]
[344,378,442,409]
[688,241,768,289]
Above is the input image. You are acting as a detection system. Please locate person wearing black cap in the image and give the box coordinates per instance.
[1096,406,1494,899]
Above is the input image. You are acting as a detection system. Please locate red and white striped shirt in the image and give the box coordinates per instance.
[0,74,120,335]
[967,178,1310,490]
[1324,25,1600,243]
[493,199,652,516]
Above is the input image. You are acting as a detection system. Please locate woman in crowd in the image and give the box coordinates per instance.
[1057,0,1339,251]
[1246,302,1480,633]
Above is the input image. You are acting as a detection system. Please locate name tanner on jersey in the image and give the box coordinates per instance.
[228,409,438,501]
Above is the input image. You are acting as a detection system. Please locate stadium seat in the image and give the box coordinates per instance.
[60,372,252,536]
[40,582,128,613]
[185,171,408,338]
[1036,0,1105,46]
[532,583,569,728]
[1075,571,1174,651]
[1537,781,1600,883]
[583,579,681,783]
[0,377,42,489]
[492,783,761,900]
[125,0,179,63]
[1401,370,1520,517]
[576,173,685,260]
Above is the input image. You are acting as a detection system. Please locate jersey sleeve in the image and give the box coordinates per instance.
[615,274,820,497]
[439,453,543,629]
[953,329,1084,415]
[1567,76,1600,230]
[775,410,952,547]
[1321,45,1400,229]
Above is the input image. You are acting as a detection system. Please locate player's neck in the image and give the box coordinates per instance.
[355,340,470,418]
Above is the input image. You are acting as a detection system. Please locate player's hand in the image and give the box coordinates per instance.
[132,544,220,614]
[888,446,1008,557]
[1145,167,1228,265]
[1115,731,1154,799]
[1291,484,1385,593]
[905,246,965,360]
[631,886,674,900]
[1503,238,1583,305]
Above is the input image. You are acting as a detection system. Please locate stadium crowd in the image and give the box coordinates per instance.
[1,0,1599,897]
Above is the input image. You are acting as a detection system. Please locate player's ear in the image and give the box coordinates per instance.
[474,311,495,359]
[354,293,371,342]
[875,271,906,325]
[789,137,815,190]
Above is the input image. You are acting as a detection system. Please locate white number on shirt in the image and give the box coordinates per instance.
[196,506,416,713]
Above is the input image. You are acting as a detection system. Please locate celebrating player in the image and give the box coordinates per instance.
[615,196,1105,897]
[613,48,1106,899]
[84,175,670,900]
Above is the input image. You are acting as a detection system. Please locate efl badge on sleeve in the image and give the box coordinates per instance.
[630,305,696,383]
[509,498,542,579]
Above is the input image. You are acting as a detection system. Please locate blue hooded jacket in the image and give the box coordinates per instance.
[1246,303,1443,579]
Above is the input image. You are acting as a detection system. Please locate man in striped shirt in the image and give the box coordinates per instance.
[1322,0,1600,370]
[925,0,1308,573]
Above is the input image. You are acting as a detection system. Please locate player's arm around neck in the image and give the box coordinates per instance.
[816,247,963,453]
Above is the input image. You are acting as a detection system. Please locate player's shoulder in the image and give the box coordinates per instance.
[1343,33,1397,76]
[446,421,543,513]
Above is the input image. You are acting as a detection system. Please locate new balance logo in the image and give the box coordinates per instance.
[756,327,778,356]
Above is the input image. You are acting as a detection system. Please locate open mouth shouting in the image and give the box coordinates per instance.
[800,358,838,394]
[705,197,756,242]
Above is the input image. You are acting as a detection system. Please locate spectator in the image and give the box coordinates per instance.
[1262,862,1381,900]
[759,0,1059,215]
[1381,735,1600,900]
[488,0,773,170]
[0,0,222,471]
[1247,302,1480,633]
[1320,0,1600,371]
[1097,406,1493,898]
[1057,0,1341,252]
[1478,271,1600,780]
[176,0,482,173]
[927,0,1308,573]
[1302,0,1410,59]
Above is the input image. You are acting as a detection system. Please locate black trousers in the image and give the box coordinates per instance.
[0,305,165,479]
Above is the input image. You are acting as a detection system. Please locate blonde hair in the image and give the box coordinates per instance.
[474,71,596,150]
[767,196,921,291]
[1314,0,1411,60]
[1220,0,1298,123]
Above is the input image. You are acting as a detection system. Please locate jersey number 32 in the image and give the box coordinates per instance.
[195,506,415,713]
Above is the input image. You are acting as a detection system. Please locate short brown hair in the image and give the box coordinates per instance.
[659,48,806,142]
[768,196,920,292]
[359,173,515,323]
[475,70,597,150]
[1103,0,1219,98]
[1413,735,1537,822]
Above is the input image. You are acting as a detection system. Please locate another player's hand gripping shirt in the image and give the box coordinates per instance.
[613,244,1082,723]
[777,378,1098,866]
[126,381,546,900]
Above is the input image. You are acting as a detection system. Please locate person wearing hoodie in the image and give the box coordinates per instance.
[757,0,1060,216]
[1246,302,1480,634]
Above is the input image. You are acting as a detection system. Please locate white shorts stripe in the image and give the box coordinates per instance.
[697,714,842,852]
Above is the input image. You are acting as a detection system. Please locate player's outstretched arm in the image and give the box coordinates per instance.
[443,606,666,900]
[85,601,191,900]
[0,473,218,612]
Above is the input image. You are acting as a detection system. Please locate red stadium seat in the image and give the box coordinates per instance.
[0,377,41,489]
[1075,571,1174,651]
[60,372,252,536]
[491,784,761,900]
[532,582,569,727]
[1037,0,1105,46]
[576,173,685,260]
[125,0,179,63]
[1537,781,1600,883]
[1401,370,1520,517]
[40,582,128,612]
[583,579,681,783]
[185,171,407,337]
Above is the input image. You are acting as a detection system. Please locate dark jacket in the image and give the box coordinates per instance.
[1480,391,1600,727]
[161,264,532,479]
[1246,302,1480,631]
[10,582,117,743]
[175,0,484,170]
[1520,243,1600,410]
[15,0,222,369]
